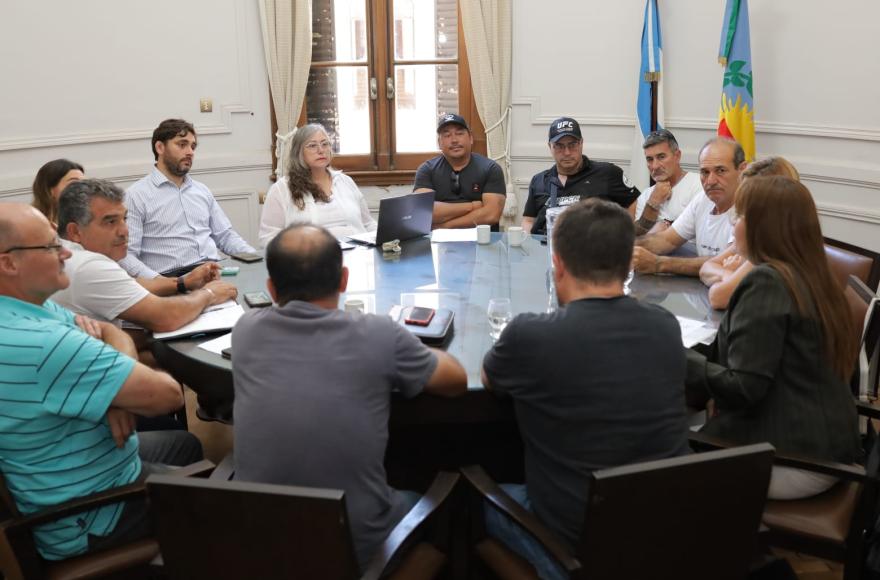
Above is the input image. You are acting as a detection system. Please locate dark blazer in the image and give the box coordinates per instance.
[687,264,860,464]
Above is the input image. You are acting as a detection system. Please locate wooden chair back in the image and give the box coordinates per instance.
[147,475,360,580]
[576,443,774,580]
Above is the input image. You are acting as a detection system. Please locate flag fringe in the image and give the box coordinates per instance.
[644,72,661,82]
[718,56,728,66]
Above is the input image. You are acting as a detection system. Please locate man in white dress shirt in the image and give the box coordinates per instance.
[120,118,256,280]
[632,129,703,235]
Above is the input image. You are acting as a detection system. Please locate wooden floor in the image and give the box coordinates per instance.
[182,387,848,580]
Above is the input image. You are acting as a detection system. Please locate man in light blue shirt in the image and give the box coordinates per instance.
[120,118,256,279]
[0,202,202,560]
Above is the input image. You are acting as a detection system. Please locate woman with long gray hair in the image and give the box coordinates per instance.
[258,124,376,247]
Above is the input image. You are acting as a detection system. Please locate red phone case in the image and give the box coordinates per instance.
[404,308,435,326]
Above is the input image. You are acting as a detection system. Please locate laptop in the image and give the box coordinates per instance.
[348,191,435,246]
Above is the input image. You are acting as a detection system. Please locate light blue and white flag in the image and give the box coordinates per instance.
[630,0,665,193]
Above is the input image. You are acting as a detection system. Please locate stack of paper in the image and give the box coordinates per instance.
[153,304,245,340]
[676,316,718,348]
[431,228,477,243]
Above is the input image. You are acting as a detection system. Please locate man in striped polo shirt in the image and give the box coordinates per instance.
[0,202,201,560]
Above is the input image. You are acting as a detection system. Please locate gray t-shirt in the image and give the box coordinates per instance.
[232,301,438,569]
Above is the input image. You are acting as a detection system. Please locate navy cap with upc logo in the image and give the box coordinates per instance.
[437,113,470,132]
[548,117,582,143]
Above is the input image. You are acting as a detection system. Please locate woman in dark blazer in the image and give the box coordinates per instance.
[687,175,860,499]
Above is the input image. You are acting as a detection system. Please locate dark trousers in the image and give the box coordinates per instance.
[86,430,203,553]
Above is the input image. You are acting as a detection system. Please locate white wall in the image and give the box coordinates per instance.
[0,0,272,246]
[509,0,880,251]
[2,1,877,252]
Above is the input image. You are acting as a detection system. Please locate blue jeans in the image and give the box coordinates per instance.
[484,484,568,580]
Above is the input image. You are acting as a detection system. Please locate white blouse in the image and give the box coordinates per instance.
[258,170,377,248]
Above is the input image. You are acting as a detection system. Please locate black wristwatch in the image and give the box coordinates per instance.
[176,276,187,294]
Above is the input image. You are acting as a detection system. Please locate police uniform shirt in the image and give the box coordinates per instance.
[524,156,640,235]
[414,153,506,204]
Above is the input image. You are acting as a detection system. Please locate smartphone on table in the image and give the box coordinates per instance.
[404,307,435,327]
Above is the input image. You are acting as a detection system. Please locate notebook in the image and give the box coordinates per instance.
[347,191,435,246]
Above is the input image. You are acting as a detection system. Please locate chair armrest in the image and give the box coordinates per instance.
[459,465,580,574]
[771,451,866,482]
[360,471,460,580]
[170,459,215,478]
[687,431,731,451]
[210,452,235,481]
[856,399,880,420]
[11,483,146,529]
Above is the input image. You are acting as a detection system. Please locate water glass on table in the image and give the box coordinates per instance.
[487,297,513,340]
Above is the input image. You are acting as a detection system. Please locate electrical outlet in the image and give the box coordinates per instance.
[199,98,213,113]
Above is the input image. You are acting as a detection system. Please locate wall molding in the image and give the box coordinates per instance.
[0,1,255,152]
[512,98,880,142]
[0,162,273,200]
[815,203,880,226]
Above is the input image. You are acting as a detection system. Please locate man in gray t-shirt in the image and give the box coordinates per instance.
[232,224,466,570]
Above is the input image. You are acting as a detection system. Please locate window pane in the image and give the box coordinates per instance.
[394,64,458,153]
[307,66,371,155]
[312,0,368,63]
[392,0,457,61]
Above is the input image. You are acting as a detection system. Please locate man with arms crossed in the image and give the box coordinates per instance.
[121,118,256,280]
[632,129,702,235]
[482,199,690,580]
[0,203,202,561]
[632,137,747,276]
[414,113,507,229]
[521,117,639,236]
[53,179,238,334]
[232,224,467,571]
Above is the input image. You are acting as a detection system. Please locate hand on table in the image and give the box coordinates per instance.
[185,262,222,290]
[631,246,659,274]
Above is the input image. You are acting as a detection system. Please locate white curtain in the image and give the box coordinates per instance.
[460,0,515,225]
[258,0,312,178]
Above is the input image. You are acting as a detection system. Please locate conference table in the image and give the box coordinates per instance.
[152,233,721,488]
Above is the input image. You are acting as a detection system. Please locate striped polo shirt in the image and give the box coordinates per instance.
[0,297,139,560]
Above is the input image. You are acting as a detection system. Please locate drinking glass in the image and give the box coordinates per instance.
[487,298,513,340]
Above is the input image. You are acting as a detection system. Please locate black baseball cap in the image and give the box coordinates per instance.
[548,117,582,143]
[437,113,470,132]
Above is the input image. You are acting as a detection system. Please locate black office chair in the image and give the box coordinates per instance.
[462,443,774,580]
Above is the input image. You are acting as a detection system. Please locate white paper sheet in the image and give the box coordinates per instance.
[202,299,238,314]
[430,228,478,243]
[153,304,245,340]
[676,316,718,348]
[198,332,232,355]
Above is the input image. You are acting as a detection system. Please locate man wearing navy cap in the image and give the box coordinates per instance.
[414,113,507,230]
[521,117,640,236]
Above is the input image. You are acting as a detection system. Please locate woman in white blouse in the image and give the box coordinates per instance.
[258,123,377,247]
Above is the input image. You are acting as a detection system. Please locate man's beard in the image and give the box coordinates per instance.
[165,156,191,177]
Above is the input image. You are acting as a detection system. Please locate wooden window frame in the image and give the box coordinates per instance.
[269,0,486,187]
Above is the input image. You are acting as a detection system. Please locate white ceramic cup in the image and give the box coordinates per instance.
[507,226,526,247]
[344,298,365,313]
[476,224,491,244]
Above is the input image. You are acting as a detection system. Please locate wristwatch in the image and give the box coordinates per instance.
[176,276,187,294]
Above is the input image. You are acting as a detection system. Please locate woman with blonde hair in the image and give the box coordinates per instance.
[688,175,859,499]
[258,124,376,247]
[32,159,84,224]
[699,156,800,309]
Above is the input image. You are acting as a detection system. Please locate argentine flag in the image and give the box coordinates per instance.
[630,0,664,193]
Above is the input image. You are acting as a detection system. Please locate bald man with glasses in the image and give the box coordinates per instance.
[521,117,640,236]
[0,202,202,562]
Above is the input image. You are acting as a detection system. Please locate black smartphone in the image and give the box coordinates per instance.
[230,252,264,263]
[221,347,232,360]
[244,292,273,308]
[404,306,435,327]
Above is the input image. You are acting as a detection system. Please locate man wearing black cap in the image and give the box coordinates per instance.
[521,117,640,236]
[414,113,507,229]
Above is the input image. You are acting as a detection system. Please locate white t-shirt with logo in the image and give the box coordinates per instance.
[671,194,734,257]
[634,172,703,223]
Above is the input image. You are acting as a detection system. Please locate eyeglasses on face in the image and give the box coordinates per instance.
[451,171,461,195]
[0,241,64,254]
[552,140,582,152]
[304,140,333,152]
